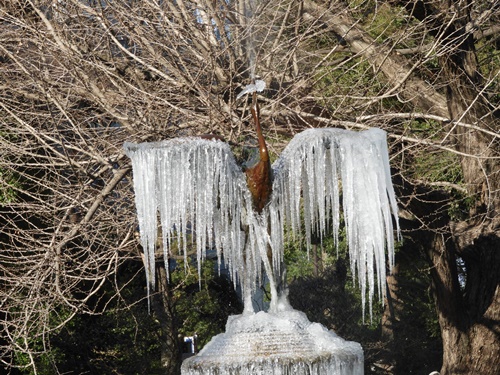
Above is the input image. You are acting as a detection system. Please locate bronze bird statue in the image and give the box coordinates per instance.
[244,92,272,213]
[125,85,399,316]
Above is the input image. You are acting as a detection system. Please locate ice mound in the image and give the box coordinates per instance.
[181,309,363,375]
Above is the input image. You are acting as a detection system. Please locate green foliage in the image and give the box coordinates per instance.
[388,237,442,373]
[0,169,19,203]
[476,39,500,107]
[403,119,464,185]
[317,58,375,96]
[23,262,165,375]
[403,118,442,138]
[18,258,242,375]
[284,237,315,278]
[366,5,408,41]
[401,118,476,221]
[315,56,405,114]
[13,338,61,375]
[173,260,242,349]
[413,151,463,184]
[447,192,476,221]
[346,2,421,47]
[285,224,441,373]
[286,228,383,336]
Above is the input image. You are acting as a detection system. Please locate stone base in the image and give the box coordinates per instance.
[181,310,363,375]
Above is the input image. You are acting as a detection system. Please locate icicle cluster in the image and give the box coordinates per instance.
[124,128,399,318]
[124,138,269,302]
[269,128,399,319]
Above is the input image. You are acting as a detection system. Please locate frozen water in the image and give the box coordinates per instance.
[125,138,255,299]
[181,309,364,375]
[124,128,399,318]
[124,138,276,309]
[125,129,398,375]
[236,79,267,99]
[270,128,399,319]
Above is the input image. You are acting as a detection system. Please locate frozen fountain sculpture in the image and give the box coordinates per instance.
[124,81,399,375]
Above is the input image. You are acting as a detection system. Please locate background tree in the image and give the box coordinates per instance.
[0,1,498,374]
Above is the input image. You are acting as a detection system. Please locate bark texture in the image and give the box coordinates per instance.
[437,2,500,372]
[304,1,500,373]
[153,265,182,375]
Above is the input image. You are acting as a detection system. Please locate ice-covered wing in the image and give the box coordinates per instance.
[124,138,252,296]
[270,128,399,319]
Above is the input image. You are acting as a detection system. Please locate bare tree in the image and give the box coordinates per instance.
[301,1,499,373]
[0,0,498,374]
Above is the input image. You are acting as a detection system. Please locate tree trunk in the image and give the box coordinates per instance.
[152,263,182,375]
[429,232,500,374]
[427,230,466,373]
[459,235,500,373]
[307,1,500,372]
[425,1,500,373]
[381,264,400,343]
[439,3,499,222]
[378,264,400,372]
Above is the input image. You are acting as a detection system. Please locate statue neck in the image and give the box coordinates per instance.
[251,101,269,163]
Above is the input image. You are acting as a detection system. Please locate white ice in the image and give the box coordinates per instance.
[181,309,364,375]
[236,79,266,99]
[124,127,399,319]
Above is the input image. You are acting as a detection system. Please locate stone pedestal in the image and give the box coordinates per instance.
[181,310,363,375]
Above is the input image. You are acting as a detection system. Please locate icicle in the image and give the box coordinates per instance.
[124,142,158,310]
[126,127,399,319]
[125,138,256,305]
[271,128,399,319]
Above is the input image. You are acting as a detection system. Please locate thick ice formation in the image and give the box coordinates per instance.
[181,310,364,375]
[270,128,399,318]
[124,128,399,317]
[124,138,255,301]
